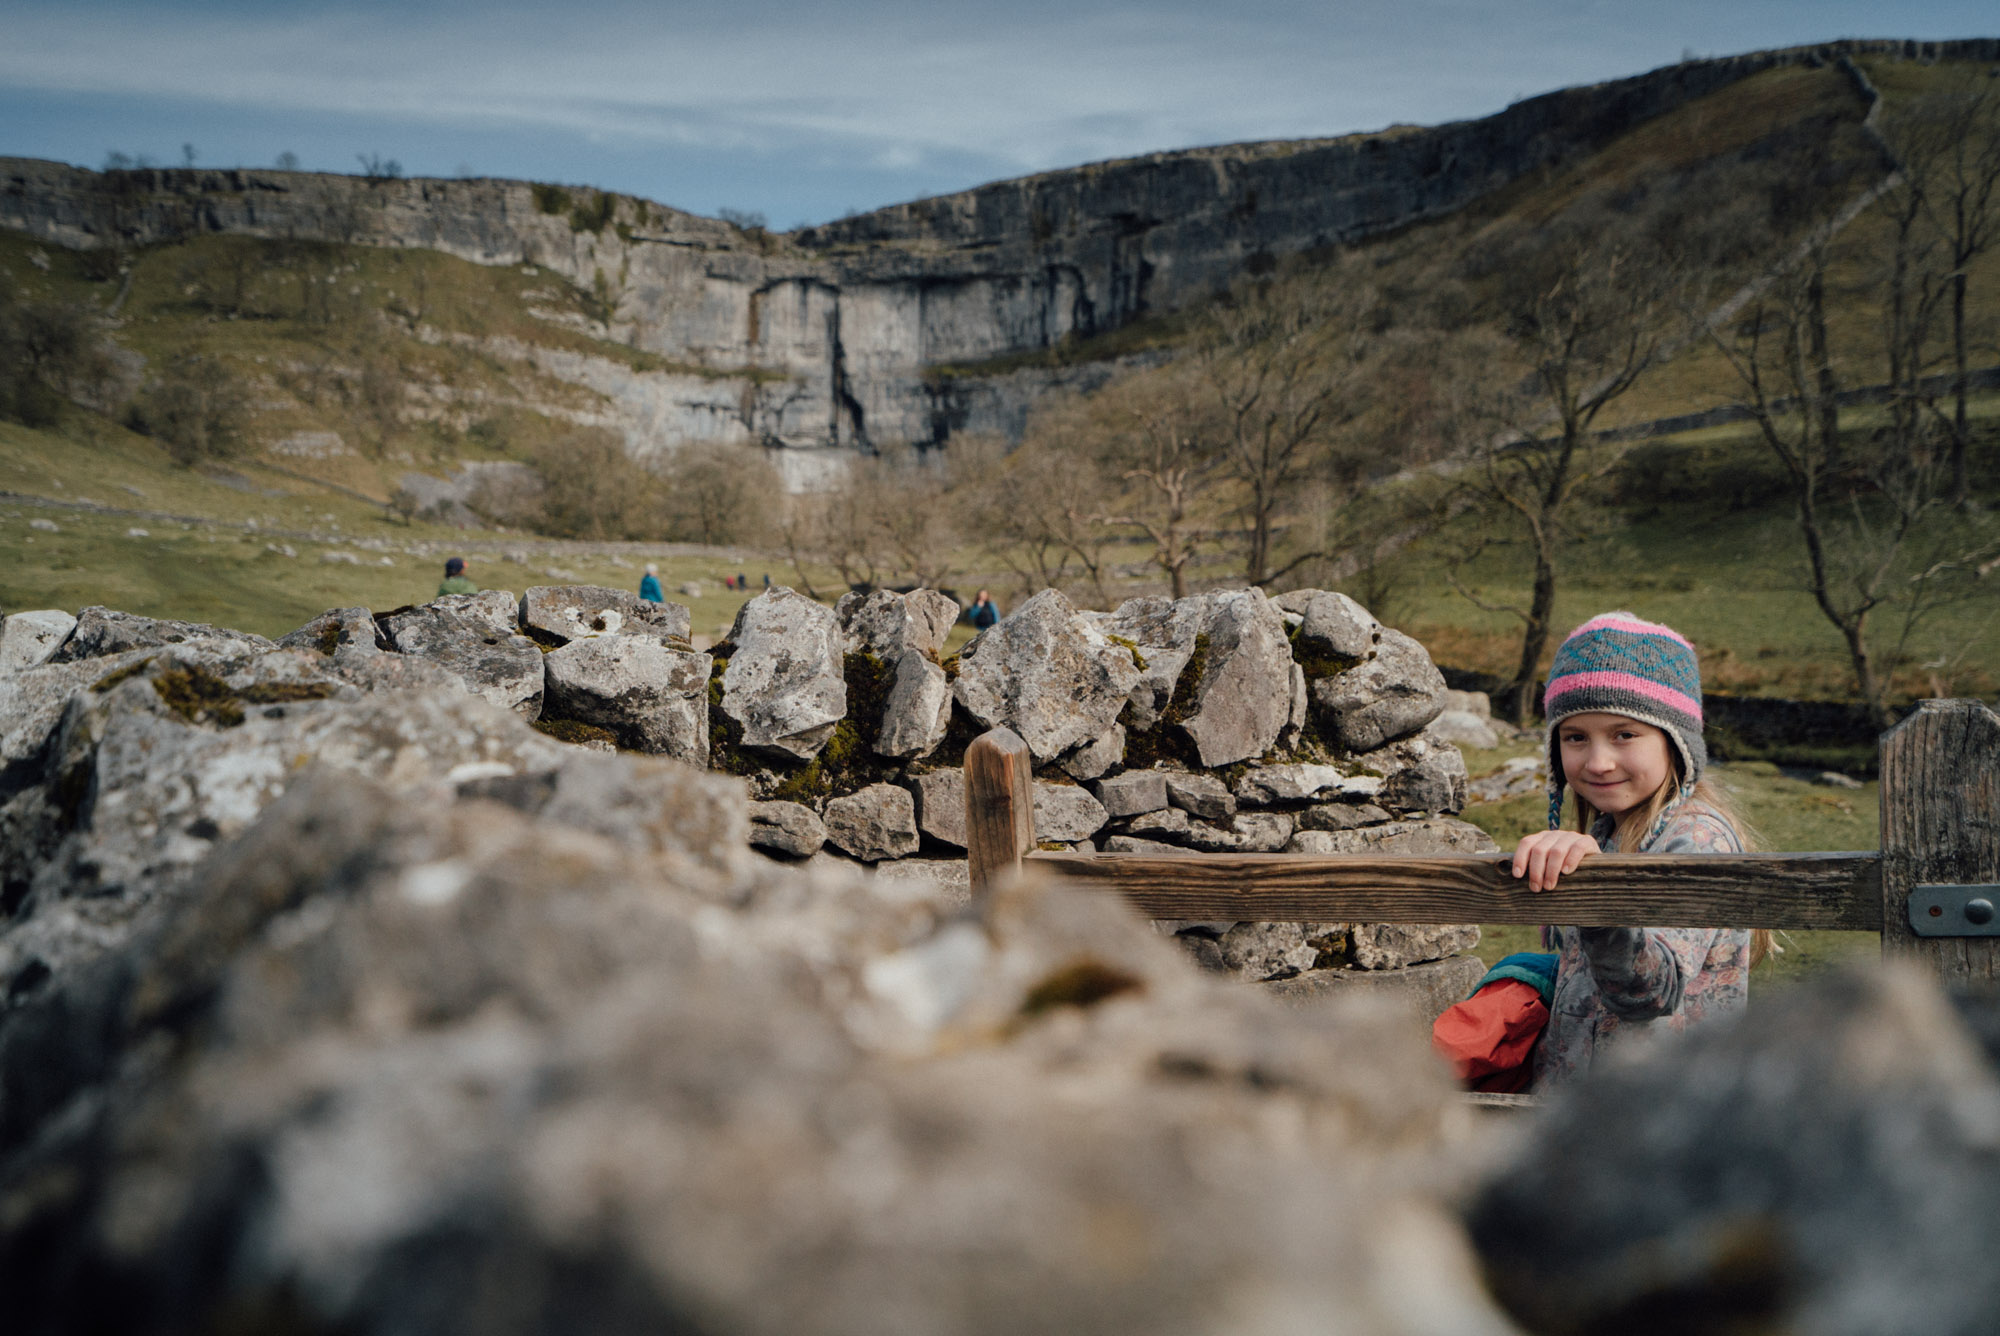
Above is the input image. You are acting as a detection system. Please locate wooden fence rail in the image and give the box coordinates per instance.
[963,699,2000,989]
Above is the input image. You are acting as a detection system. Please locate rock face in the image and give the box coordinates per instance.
[379,599,546,715]
[1470,965,2000,1336]
[520,583,691,644]
[1310,628,1448,753]
[719,588,848,760]
[542,636,711,762]
[0,47,1876,465]
[0,609,76,672]
[953,589,1142,763]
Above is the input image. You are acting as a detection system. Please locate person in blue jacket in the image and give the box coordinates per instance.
[639,563,664,603]
[969,589,1000,630]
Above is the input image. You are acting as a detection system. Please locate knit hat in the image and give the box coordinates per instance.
[444,556,465,577]
[1542,611,1706,831]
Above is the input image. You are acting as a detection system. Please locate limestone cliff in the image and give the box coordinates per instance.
[4,38,1993,467]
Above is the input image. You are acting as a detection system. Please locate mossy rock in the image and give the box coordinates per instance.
[533,716,618,748]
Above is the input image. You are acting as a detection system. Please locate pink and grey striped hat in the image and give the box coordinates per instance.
[1542,611,1705,828]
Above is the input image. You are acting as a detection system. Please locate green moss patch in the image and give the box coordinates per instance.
[313,621,342,656]
[1121,633,1208,770]
[533,716,618,748]
[1286,622,1362,681]
[1105,634,1148,672]
[151,664,333,727]
[1018,959,1145,1018]
[91,656,157,693]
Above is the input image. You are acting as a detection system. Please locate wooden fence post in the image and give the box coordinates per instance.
[964,727,1035,898]
[1879,699,2000,987]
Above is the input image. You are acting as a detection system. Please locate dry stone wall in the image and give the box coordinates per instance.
[3,583,1491,1005]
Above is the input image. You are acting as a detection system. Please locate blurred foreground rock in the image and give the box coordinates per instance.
[1470,964,2000,1336]
[0,683,1515,1334]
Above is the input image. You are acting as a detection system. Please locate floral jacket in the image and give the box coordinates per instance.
[1531,801,1751,1088]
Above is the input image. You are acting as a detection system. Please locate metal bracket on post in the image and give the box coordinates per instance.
[1908,884,2000,937]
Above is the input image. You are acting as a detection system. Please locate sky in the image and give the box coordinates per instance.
[1,1,1994,229]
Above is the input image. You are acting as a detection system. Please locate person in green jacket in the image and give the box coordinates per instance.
[437,556,478,597]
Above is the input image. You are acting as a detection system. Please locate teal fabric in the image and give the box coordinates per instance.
[1470,952,1559,1006]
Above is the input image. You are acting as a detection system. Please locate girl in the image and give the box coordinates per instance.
[1509,612,1767,1087]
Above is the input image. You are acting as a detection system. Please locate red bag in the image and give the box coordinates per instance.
[1431,979,1548,1094]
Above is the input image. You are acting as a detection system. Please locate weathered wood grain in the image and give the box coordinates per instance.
[964,726,1034,898]
[1879,699,2000,987]
[1029,850,1884,929]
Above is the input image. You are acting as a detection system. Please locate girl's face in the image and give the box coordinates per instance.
[1557,712,1674,817]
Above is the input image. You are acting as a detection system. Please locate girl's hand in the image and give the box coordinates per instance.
[1511,830,1602,893]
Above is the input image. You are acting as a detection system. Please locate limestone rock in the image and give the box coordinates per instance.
[1471,965,2000,1336]
[901,768,966,848]
[1283,816,1497,857]
[1164,772,1235,820]
[1058,723,1124,781]
[432,588,522,637]
[1310,628,1447,752]
[837,588,958,659]
[1234,762,1382,807]
[719,588,847,761]
[869,856,971,909]
[748,800,827,858]
[1101,834,1188,855]
[952,589,1141,763]
[1441,688,1492,718]
[1283,660,1308,749]
[457,749,749,879]
[1124,806,1190,838]
[1184,812,1293,853]
[1032,781,1109,844]
[1354,725,1469,815]
[1092,596,1206,730]
[1274,589,1380,666]
[50,606,273,663]
[1176,589,1293,767]
[1427,709,1500,750]
[1298,802,1394,831]
[276,606,384,664]
[1264,954,1486,1028]
[1347,923,1481,970]
[823,782,920,862]
[0,648,160,775]
[520,584,690,644]
[874,649,951,759]
[0,609,76,673]
[1091,770,1167,818]
[380,600,545,716]
[542,636,711,762]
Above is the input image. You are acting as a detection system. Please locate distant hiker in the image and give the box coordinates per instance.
[437,556,477,597]
[724,575,736,591]
[737,571,748,591]
[969,589,999,630]
[762,573,771,588]
[639,563,663,603]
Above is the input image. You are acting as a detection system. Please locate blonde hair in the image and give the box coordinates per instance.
[1568,747,1775,967]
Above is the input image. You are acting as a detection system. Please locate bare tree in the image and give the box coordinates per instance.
[1193,269,1372,586]
[1450,216,1682,723]
[1710,235,1998,723]
[1883,72,2000,505]
[1088,368,1226,599]
[966,420,1116,605]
